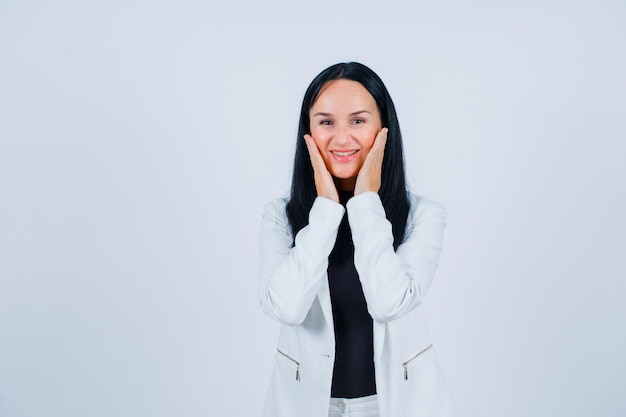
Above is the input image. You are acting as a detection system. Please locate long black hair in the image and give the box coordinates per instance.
[286,62,410,256]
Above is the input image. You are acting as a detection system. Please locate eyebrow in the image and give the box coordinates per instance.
[312,110,371,117]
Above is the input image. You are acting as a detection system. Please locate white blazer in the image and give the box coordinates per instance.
[259,191,455,417]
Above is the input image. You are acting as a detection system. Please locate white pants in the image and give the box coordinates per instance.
[329,394,379,417]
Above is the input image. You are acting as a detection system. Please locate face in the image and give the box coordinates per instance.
[309,79,382,191]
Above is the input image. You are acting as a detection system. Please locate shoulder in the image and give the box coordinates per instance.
[263,196,289,217]
[261,197,290,236]
[406,192,447,232]
[408,192,447,217]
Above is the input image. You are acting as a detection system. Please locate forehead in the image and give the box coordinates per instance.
[311,79,377,112]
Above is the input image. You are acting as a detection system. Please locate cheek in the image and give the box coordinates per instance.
[310,127,331,149]
[360,131,378,155]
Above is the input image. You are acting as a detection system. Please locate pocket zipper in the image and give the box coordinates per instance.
[402,344,433,381]
[277,348,301,381]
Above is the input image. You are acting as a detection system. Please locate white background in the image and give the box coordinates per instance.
[1,1,625,416]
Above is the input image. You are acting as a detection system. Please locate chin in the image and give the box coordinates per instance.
[330,165,361,179]
[331,171,358,180]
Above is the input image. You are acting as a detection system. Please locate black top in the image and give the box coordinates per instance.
[327,190,376,398]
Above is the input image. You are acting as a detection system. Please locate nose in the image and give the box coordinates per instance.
[334,123,351,145]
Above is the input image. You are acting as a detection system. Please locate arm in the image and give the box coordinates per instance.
[258,197,345,326]
[347,192,447,323]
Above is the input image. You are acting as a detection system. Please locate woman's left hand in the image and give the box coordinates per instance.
[355,127,388,195]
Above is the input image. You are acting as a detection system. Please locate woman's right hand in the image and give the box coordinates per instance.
[304,134,339,203]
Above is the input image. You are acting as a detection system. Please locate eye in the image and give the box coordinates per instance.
[352,118,365,124]
[320,120,333,126]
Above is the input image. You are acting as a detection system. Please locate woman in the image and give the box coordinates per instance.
[259,62,455,417]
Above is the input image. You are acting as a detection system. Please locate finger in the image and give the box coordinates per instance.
[304,135,339,202]
[304,134,330,175]
[304,134,323,161]
[363,128,388,164]
[373,127,388,151]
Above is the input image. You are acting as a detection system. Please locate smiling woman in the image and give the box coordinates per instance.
[308,79,382,191]
[258,62,455,417]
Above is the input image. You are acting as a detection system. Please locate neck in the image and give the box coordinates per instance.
[334,177,356,192]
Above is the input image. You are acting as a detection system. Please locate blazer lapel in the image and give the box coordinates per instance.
[317,276,335,338]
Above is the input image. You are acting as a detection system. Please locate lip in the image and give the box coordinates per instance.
[330,149,359,162]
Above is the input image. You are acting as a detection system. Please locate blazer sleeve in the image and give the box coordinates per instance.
[258,197,345,326]
[346,191,447,323]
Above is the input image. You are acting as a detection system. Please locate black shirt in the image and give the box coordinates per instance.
[327,190,376,398]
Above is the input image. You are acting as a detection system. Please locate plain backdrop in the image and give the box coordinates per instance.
[1,1,625,416]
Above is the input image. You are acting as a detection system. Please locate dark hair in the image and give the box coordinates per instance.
[286,62,410,256]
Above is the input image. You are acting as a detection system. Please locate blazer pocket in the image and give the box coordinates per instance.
[277,348,301,381]
[402,343,433,381]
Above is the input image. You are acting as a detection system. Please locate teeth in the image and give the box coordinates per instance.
[332,150,358,157]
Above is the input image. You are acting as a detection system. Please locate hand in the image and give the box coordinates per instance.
[304,134,339,203]
[354,127,388,196]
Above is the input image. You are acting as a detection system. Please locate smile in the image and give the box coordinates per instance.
[329,149,359,162]
[331,150,358,157]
